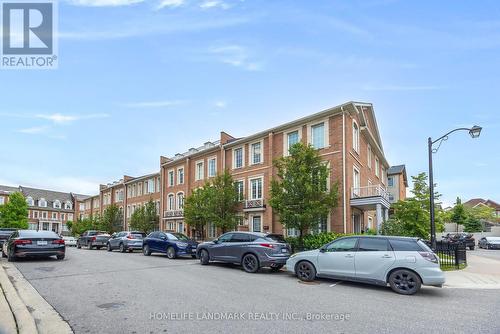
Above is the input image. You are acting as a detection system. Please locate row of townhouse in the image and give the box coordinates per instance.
[1,101,407,238]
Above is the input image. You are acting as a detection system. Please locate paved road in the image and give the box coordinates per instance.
[8,248,500,334]
[470,248,500,261]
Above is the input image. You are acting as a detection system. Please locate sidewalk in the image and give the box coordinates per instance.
[0,261,73,334]
[444,254,500,289]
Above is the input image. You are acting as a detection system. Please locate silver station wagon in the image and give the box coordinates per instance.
[286,236,445,295]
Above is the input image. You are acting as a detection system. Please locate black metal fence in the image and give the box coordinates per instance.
[434,241,467,269]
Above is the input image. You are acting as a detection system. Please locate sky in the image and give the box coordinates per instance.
[1,0,499,207]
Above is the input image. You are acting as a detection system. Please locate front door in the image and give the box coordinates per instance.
[317,237,358,278]
[251,216,261,232]
[352,214,361,234]
[355,237,395,282]
[42,222,49,231]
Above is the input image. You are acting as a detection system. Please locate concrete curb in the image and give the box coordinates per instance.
[0,262,73,334]
[0,263,37,334]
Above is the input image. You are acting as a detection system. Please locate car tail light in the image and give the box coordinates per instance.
[91,236,96,241]
[419,251,438,264]
[14,239,32,245]
[52,239,65,244]
[127,235,133,239]
[259,243,275,249]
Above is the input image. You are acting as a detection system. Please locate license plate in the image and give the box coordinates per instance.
[37,241,47,246]
[281,248,288,253]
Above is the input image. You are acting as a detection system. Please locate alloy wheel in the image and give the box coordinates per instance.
[242,254,259,273]
[392,272,418,294]
[297,262,313,281]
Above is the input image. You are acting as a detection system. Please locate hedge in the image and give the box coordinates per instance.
[285,230,377,253]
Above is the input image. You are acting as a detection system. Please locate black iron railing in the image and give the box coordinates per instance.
[434,241,467,270]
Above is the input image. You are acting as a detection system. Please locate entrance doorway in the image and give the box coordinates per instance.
[352,214,361,233]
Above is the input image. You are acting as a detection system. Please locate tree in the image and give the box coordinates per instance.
[101,204,123,234]
[270,143,339,248]
[129,199,159,234]
[385,173,444,239]
[208,170,239,233]
[450,197,468,232]
[463,215,482,233]
[71,216,100,236]
[0,192,28,229]
[184,185,212,239]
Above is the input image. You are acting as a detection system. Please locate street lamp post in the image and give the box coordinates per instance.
[428,125,482,250]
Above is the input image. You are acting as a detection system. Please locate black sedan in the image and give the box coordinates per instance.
[2,230,65,261]
[478,237,500,249]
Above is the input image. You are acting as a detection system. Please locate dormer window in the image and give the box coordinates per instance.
[26,197,34,206]
[39,198,47,207]
[54,200,61,209]
[64,201,72,210]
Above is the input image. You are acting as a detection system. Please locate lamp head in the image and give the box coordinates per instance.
[469,125,482,139]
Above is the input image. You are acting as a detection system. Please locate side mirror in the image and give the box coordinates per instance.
[212,239,218,244]
[319,247,326,253]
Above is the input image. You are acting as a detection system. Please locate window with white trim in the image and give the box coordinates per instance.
[39,198,47,207]
[234,181,244,201]
[250,141,262,164]
[0,197,4,205]
[68,213,73,221]
[148,179,155,193]
[195,161,204,180]
[208,157,217,177]
[352,120,360,153]
[250,178,263,200]
[26,197,34,206]
[168,170,174,187]
[177,168,184,185]
[42,211,47,219]
[353,167,360,196]
[311,122,325,149]
[388,177,394,187]
[65,201,72,210]
[52,212,57,219]
[208,223,217,238]
[177,192,184,209]
[286,130,300,154]
[54,200,61,209]
[233,147,244,169]
[61,213,66,221]
[33,211,39,219]
[168,194,175,211]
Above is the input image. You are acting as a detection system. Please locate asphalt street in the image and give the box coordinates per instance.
[470,248,500,261]
[9,247,500,334]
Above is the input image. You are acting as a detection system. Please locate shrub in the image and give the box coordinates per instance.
[286,232,351,253]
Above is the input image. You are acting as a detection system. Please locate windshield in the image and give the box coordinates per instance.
[169,233,190,241]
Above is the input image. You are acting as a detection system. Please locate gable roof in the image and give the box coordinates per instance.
[387,165,408,187]
[463,198,500,210]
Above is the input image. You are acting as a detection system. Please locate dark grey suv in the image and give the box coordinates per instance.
[197,232,291,273]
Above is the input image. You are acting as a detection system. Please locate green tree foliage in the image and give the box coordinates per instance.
[450,197,468,232]
[384,172,444,239]
[129,199,159,234]
[0,192,29,229]
[184,186,212,238]
[70,216,101,236]
[270,143,339,248]
[463,215,482,233]
[101,204,123,234]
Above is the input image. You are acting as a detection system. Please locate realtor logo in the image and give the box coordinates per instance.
[1,1,58,69]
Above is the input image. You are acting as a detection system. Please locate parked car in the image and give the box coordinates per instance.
[197,232,291,273]
[107,231,146,252]
[442,233,475,250]
[286,236,445,295]
[77,230,111,250]
[478,236,500,249]
[0,228,17,249]
[2,230,65,261]
[143,232,198,258]
[62,236,77,247]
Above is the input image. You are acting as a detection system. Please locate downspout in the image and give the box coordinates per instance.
[341,107,347,234]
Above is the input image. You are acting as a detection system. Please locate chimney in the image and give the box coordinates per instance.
[220,131,236,145]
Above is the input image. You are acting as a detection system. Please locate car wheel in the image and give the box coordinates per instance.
[96,246,102,250]
[119,243,126,253]
[469,246,475,251]
[270,264,284,272]
[57,254,65,260]
[1,249,6,258]
[389,269,421,295]
[199,249,209,265]
[143,244,151,256]
[106,243,112,252]
[167,246,176,259]
[191,254,197,259]
[296,261,316,282]
[77,242,81,249]
[128,249,133,253]
[242,254,260,273]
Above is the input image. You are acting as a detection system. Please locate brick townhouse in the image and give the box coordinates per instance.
[0,185,88,234]
[160,101,398,238]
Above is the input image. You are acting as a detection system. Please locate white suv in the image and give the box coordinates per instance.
[286,236,445,295]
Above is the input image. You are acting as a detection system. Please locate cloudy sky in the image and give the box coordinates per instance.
[1,0,499,206]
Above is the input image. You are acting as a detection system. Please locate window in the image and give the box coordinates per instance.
[353,167,360,196]
[233,147,244,169]
[250,178,263,200]
[252,216,262,232]
[287,228,299,237]
[388,177,394,187]
[0,197,4,205]
[148,179,155,193]
[168,194,175,211]
[389,194,394,202]
[65,201,72,210]
[250,142,262,164]
[286,130,300,155]
[26,197,33,206]
[42,211,47,219]
[177,193,184,209]
[79,203,85,211]
[144,182,148,194]
[208,157,217,177]
[33,211,39,219]
[177,168,184,185]
[388,239,425,252]
[234,181,244,201]
[138,183,143,196]
[236,216,245,226]
[156,177,160,192]
[51,212,57,219]
[313,216,328,234]
[208,223,217,238]
[352,120,359,153]
[54,200,61,209]
[311,122,325,149]
[39,198,47,207]
[367,145,372,169]
[195,161,204,180]
[325,238,358,252]
[68,213,73,221]
[168,170,174,187]
[375,158,380,177]
[61,213,66,221]
[358,238,389,252]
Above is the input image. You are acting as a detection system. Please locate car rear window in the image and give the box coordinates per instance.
[389,239,424,251]
[131,233,145,239]
[19,230,59,239]
[265,234,286,243]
